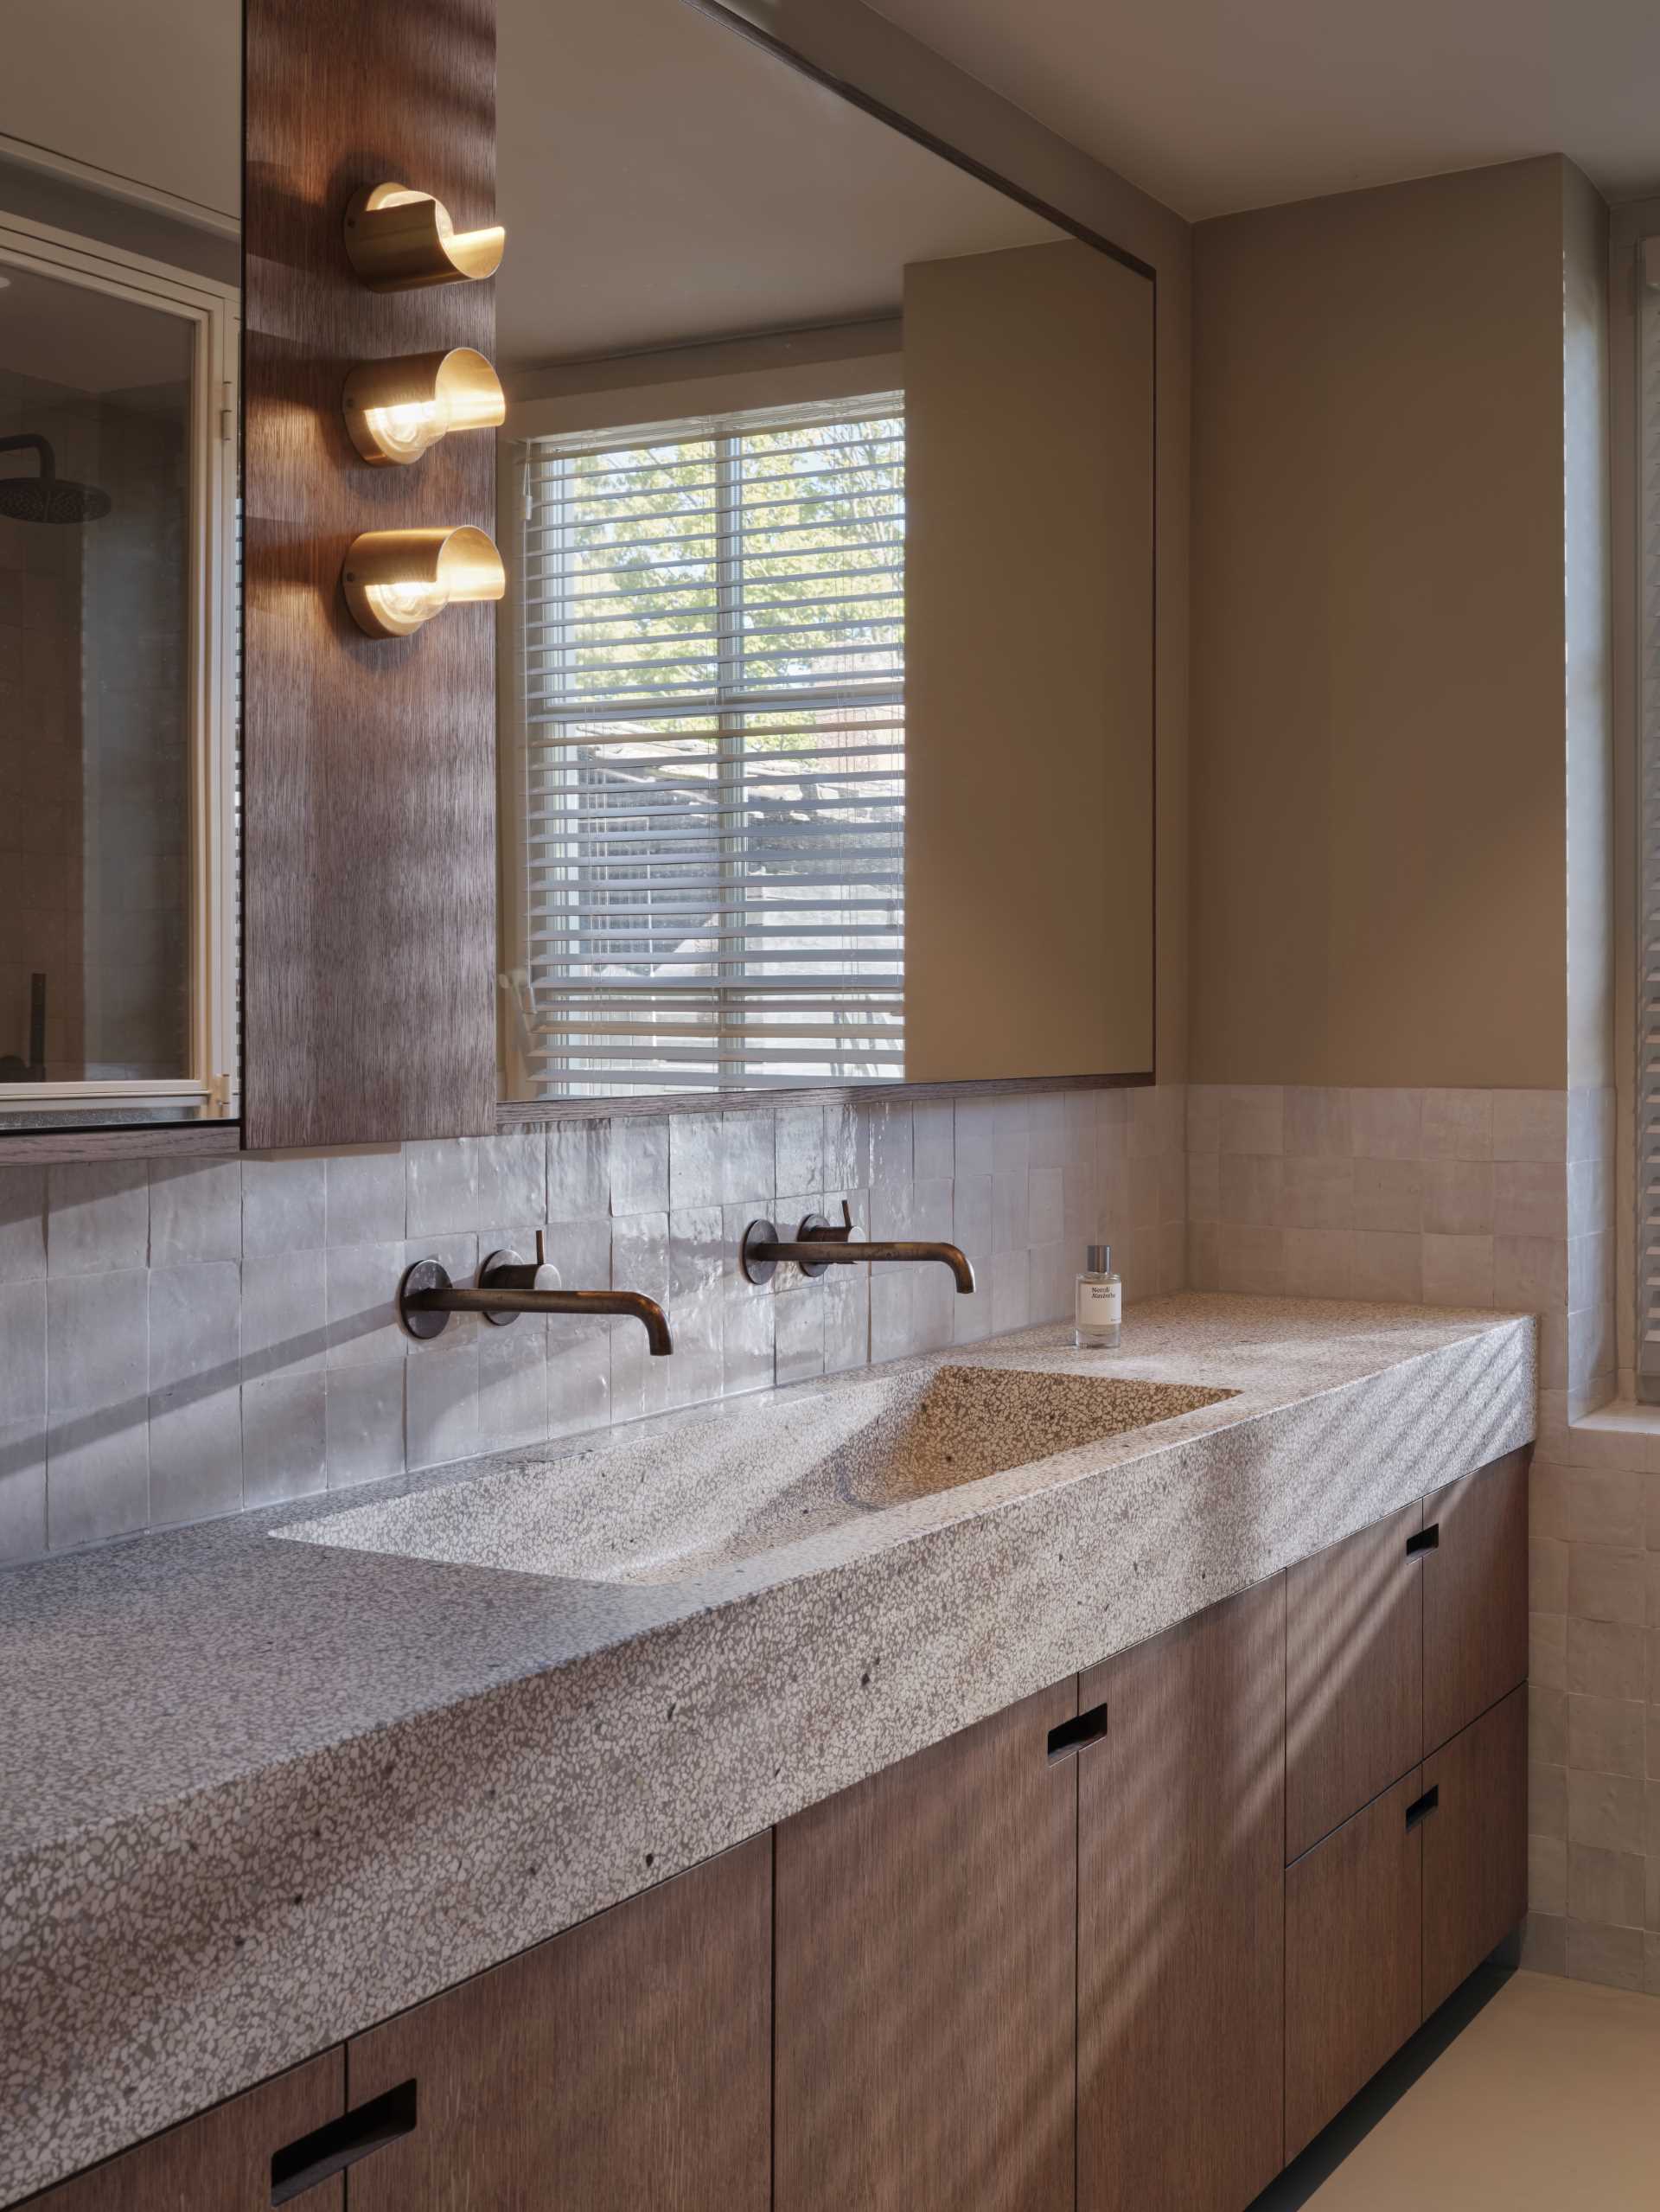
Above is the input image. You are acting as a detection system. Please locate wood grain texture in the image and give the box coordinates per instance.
[1077,1578,1286,2212]
[1285,1768,1423,2160]
[18,2051,343,2211]
[1421,1685,1528,2017]
[0,1122,239,1165]
[1421,1447,1529,1755]
[344,1835,770,2212]
[775,1679,1078,2212]
[1286,1497,1423,1862]
[243,0,497,1148]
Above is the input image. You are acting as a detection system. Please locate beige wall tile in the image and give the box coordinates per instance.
[1531,1463,1645,1547]
[1281,1228,1354,1299]
[1495,1160,1568,1237]
[1493,1088,1568,1163]
[1530,1610,1567,1691]
[1186,1152,1220,1224]
[1567,1692,1646,1776]
[1494,1233,1568,1312]
[1530,1759,1567,1838]
[1522,1911,1567,1974]
[1566,1919,1646,1988]
[1220,1153,1282,1224]
[1352,1157,1422,1233]
[1567,1844,1644,1926]
[1350,1087,1423,1160]
[1421,1158,1495,1237]
[1567,1544,1646,1625]
[1283,1085,1351,1157]
[1220,1085,1283,1155]
[1567,1770,1645,1854]
[1186,1221,1220,1291]
[1567,1621,1646,1700]
[1531,1685,1567,1767]
[1280,1154,1352,1229]
[1184,1084,1221,1154]
[1422,1087,1494,1160]
[1529,1832,1567,1914]
[1217,1223,1284,1295]
[1422,1233,1494,1307]
[1350,1230,1422,1302]
[1531,1535,1569,1612]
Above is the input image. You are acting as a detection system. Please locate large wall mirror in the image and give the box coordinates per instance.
[495,0,1155,1107]
[0,1,239,1133]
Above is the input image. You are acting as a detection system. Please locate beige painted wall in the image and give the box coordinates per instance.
[721,0,1191,1080]
[1189,157,1576,1090]
[904,240,1154,1079]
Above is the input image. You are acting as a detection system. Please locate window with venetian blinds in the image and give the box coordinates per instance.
[506,393,906,1096]
[1639,240,1660,1397]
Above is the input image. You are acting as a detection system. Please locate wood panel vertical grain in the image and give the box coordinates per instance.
[1421,1448,1529,1755]
[1421,1685,1528,2017]
[1285,1498,1424,1861]
[1284,1768,1424,2161]
[344,1835,772,2212]
[775,1679,1079,2212]
[242,0,498,1148]
[1076,1578,1286,2212]
[18,2051,344,2211]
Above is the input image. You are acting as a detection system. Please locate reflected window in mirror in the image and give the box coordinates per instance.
[500,393,905,1097]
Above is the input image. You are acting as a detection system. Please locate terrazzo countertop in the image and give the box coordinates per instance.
[0,1294,1536,2204]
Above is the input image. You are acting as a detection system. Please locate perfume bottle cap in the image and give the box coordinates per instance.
[1087,1243,1111,1274]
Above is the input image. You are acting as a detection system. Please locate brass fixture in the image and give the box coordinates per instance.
[343,348,506,466]
[740,1200,975,1292]
[342,525,505,638]
[399,1232,674,1355]
[343,182,504,291]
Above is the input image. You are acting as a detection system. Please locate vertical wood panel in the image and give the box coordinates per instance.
[775,1680,1079,2212]
[1421,1685,1528,2016]
[1286,1499,1424,1860]
[1077,1579,1286,2212]
[346,1836,771,2212]
[20,2051,343,2211]
[243,0,497,1148]
[1285,1768,1424,2160]
[1421,1447,1529,1754]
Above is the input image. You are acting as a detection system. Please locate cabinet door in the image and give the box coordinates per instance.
[775,1679,1078,2212]
[1286,1499,1424,1861]
[346,1835,770,2212]
[1421,1448,1529,1753]
[1421,1685,1528,2015]
[1077,1579,1286,2212]
[1285,1769,1424,2160]
[22,2053,344,2211]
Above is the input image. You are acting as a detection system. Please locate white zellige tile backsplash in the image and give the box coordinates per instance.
[0,1084,1187,1564]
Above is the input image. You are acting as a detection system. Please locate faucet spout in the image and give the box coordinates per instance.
[399,1250,674,1354]
[740,1203,975,1293]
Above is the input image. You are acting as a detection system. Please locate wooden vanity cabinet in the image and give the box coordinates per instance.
[774,1678,1081,2212]
[1285,1498,1424,1862]
[20,2053,345,2211]
[1076,1578,1286,2212]
[343,1835,770,2212]
[1421,1449,1529,1755]
[1421,1685,1528,2014]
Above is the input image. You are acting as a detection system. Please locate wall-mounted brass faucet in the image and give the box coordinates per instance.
[399,1231,673,1354]
[740,1200,975,1292]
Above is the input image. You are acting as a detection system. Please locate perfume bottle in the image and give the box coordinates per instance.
[1075,1243,1121,1350]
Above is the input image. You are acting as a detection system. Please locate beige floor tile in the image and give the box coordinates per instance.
[1280,1972,1660,2209]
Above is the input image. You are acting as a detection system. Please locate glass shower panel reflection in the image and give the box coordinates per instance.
[0,264,194,1083]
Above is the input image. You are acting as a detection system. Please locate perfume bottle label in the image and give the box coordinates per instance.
[1076,1280,1122,1327]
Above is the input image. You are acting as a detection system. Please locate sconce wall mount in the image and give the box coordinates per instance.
[344,182,505,292]
[343,348,506,465]
[343,527,506,639]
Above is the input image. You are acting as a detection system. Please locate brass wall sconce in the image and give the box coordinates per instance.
[343,183,505,291]
[343,348,506,465]
[342,526,506,639]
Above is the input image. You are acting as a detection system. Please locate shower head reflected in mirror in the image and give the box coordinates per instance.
[0,433,112,525]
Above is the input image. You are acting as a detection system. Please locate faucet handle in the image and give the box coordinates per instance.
[534,1228,547,1268]
[814,1199,856,1244]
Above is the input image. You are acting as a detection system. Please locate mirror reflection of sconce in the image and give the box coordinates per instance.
[343,183,505,291]
[343,348,506,465]
[342,526,506,639]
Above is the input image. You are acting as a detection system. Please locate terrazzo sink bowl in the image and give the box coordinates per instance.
[278,1364,1235,1589]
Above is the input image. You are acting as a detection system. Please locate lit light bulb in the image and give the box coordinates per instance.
[342,527,506,639]
[343,350,503,466]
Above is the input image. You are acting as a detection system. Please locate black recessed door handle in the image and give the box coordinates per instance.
[1405,1525,1440,1557]
[271,2080,417,2205]
[1048,1703,1108,1761]
[1404,1785,1440,1831]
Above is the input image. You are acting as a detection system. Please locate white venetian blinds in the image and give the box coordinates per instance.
[1640,246,1660,1395]
[510,393,905,1096]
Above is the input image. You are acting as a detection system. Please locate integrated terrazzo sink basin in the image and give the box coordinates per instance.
[278,1363,1235,1589]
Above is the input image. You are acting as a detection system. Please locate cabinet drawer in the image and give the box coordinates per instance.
[1285,1769,1424,2160]
[1421,1685,1528,2015]
[1286,1499,1424,1860]
[1421,1448,1529,1753]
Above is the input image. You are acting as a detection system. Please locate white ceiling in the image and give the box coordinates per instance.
[496,0,1058,369]
[865,0,1660,219]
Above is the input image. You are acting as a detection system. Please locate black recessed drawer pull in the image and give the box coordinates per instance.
[1404,1785,1440,1831]
[271,2079,417,2205]
[1047,1704,1109,1761]
[1405,1525,1440,1557]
